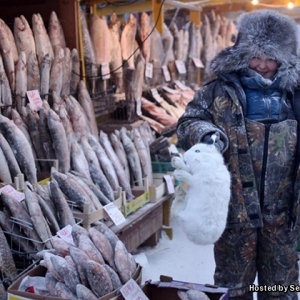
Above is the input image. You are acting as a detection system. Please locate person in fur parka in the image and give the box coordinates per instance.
[177,9,300,300]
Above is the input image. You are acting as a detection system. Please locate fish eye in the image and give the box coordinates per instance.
[195,150,200,153]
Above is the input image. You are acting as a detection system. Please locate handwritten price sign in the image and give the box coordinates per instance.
[103,203,126,226]
[26,90,43,111]
[0,185,25,202]
[120,279,149,300]
[57,225,74,245]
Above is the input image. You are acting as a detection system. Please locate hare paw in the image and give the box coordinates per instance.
[174,169,191,182]
[171,156,186,169]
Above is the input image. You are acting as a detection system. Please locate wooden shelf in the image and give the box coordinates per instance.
[110,194,173,253]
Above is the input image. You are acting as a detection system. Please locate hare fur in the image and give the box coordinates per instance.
[171,143,231,245]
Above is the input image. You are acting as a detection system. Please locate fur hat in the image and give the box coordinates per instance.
[210,9,300,90]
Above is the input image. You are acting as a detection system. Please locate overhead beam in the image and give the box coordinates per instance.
[82,0,300,18]
[190,10,201,24]
[152,0,164,33]
[164,0,203,11]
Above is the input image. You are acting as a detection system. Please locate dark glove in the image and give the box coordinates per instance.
[202,132,224,152]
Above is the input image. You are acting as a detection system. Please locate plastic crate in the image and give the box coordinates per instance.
[151,162,182,187]
[151,161,175,174]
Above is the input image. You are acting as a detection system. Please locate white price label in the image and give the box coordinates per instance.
[103,203,126,226]
[101,62,111,80]
[26,90,43,111]
[150,88,161,103]
[120,278,149,300]
[161,65,171,82]
[57,225,74,245]
[163,175,175,194]
[174,80,188,91]
[175,60,187,74]
[162,86,178,94]
[136,98,142,116]
[169,144,181,156]
[192,57,204,68]
[145,62,153,78]
[0,185,25,202]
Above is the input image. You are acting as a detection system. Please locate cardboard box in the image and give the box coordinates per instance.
[73,187,123,229]
[122,189,150,217]
[8,263,142,300]
[142,277,229,300]
[149,173,175,202]
[122,179,150,217]
[118,203,163,253]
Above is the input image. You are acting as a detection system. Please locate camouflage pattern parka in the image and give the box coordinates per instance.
[176,72,300,230]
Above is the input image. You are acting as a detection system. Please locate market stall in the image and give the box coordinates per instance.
[0,0,298,299]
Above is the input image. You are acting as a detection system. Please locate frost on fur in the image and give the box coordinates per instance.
[171,143,231,245]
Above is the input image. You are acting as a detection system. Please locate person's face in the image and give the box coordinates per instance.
[249,56,278,79]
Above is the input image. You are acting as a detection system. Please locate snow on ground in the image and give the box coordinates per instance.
[134,218,215,285]
[133,217,300,299]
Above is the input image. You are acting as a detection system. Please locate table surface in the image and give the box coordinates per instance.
[110,194,173,234]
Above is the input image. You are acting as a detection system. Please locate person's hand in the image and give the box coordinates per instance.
[202,132,224,152]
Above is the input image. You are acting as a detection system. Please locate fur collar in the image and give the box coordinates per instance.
[210,10,300,91]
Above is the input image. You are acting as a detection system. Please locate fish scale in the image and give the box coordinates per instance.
[76,284,99,300]
[99,131,134,200]
[15,51,27,115]
[70,49,80,95]
[69,245,91,287]
[51,169,92,212]
[120,128,143,187]
[86,260,113,298]
[24,184,52,248]
[55,282,77,300]
[27,52,40,91]
[14,16,36,61]
[78,81,98,136]
[89,227,115,269]
[0,228,17,281]
[50,255,80,294]
[48,11,66,55]
[78,234,105,265]
[81,136,114,202]
[48,109,70,173]
[1,192,43,250]
[49,179,76,228]
[32,13,54,65]
[89,134,120,192]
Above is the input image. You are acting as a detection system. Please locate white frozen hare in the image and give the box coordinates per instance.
[171,143,231,245]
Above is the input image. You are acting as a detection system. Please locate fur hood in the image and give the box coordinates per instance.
[210,10,300,91]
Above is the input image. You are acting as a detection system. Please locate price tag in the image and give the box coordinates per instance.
[57,225,74,245]
[174,80,188,91]
[145,62,153,78]
[175,60,187,74]
[192,57,204,68]
[26,90,43,111]
[161,65,171,82]
[162,86,178,94]
[136,98,142,116]
[169,144,181,157]
[163,175,175,194]
[0,185,25,202]
[101,62,111,80]
[150,88,161,103]
[120,278,149,300]
[103,203,126,226]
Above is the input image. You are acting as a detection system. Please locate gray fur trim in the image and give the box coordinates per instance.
[210,10,300,90]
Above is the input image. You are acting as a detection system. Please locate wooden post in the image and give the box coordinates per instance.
[152,0,164,34]
[76,0,86,84]
[190,10,202,85]
[190,10,201,25]
[57,0,78,51]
